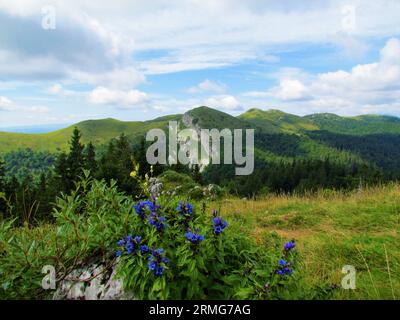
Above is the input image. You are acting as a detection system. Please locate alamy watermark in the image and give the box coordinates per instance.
[341,5,357,32]
[42,265,56,290]
[341,265,356,290]
[145,121,254,176]
[41,5,56,30]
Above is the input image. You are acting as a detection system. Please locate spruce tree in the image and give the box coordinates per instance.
[54,152,70,193]
[68,127,85,182]
[85,142,98,176]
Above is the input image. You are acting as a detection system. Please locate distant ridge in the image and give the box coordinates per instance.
[0,106,400,153]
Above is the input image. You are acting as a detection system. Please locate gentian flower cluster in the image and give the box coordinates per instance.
[185,231,205,245]
[284,240,296,252]
[276,258,293,276]
[149,212,167,232]
[134,200,158,220]
[212,216,228,235]
[116,235,143,256]
[148,248,169,277]
[176,202,193,217]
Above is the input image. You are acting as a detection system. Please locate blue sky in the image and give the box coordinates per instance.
[0,0,400,128]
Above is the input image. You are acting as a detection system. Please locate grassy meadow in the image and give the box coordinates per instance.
[212,183,400,299]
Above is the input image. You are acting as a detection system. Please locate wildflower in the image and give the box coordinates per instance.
[276,258,293,276]
[185,231,205,245]
[134,200,160,219]
[148,248,169,277]
[148,212,167,232]
[116,250,121,257]
[284,240,296,252]
[134,202,147,219]
[212,216,228,235]
[126,241,134,254]
[116,235,145,256]
[139,245,149,254]
[176,202,193,216]
[154,266,165,277]
[148,261,157,271]
[279,258,287,267]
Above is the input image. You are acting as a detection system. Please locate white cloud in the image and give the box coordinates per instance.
[152,105,171,112]
[269,79,310,101]
[205,95,243,111]
[188,79,227,94]
[329,32,369,59]
[0,96,14,110]
[0,95,50,114]
[48,84,63,95]
[313,38,400,96]
[69,67,145,90]
[245,38,400,115]
[89,86,148,107]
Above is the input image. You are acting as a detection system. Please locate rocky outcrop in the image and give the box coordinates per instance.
[53,258,133,300]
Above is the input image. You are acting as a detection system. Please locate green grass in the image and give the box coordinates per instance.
[212,183,400,299]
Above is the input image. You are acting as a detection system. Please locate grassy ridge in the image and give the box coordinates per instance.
[304,113,400,135]
[0,116,181,153]
[213,183,400,299]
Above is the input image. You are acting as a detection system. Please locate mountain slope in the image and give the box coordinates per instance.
[304,113,400,135]
[185,106,253,131]
[0,116,181,153]
[239,108,318,133]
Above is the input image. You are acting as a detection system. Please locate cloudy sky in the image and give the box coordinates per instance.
[0,0,400,128]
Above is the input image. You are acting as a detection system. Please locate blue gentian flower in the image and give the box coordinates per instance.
[284,240,296,252]
[139,245,149,254]
[148,248,169,277]
[134,200,161,219]
[149,212,167,232]
[154,266,165,277]
[185,231,205,245]
[276,258,294,276]
[116,235,148,257]
[134,236,142,244]
[279,258,287,267]
[212,215,228,235]
[148,261,157,271]
[176,202,193,216]
[134,202,147,219]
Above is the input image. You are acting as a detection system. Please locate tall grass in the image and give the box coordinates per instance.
[211,183,400,299]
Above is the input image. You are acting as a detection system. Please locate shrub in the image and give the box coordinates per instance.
[0,172,134,299]
[116,194,300,299]
[0,169,304,300]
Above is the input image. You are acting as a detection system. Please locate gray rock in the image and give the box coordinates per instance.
[53,258,133,300]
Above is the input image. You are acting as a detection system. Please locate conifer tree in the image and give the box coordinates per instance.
[68,127,85,182]
[54,152,70,193]
[85,142,98,175]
